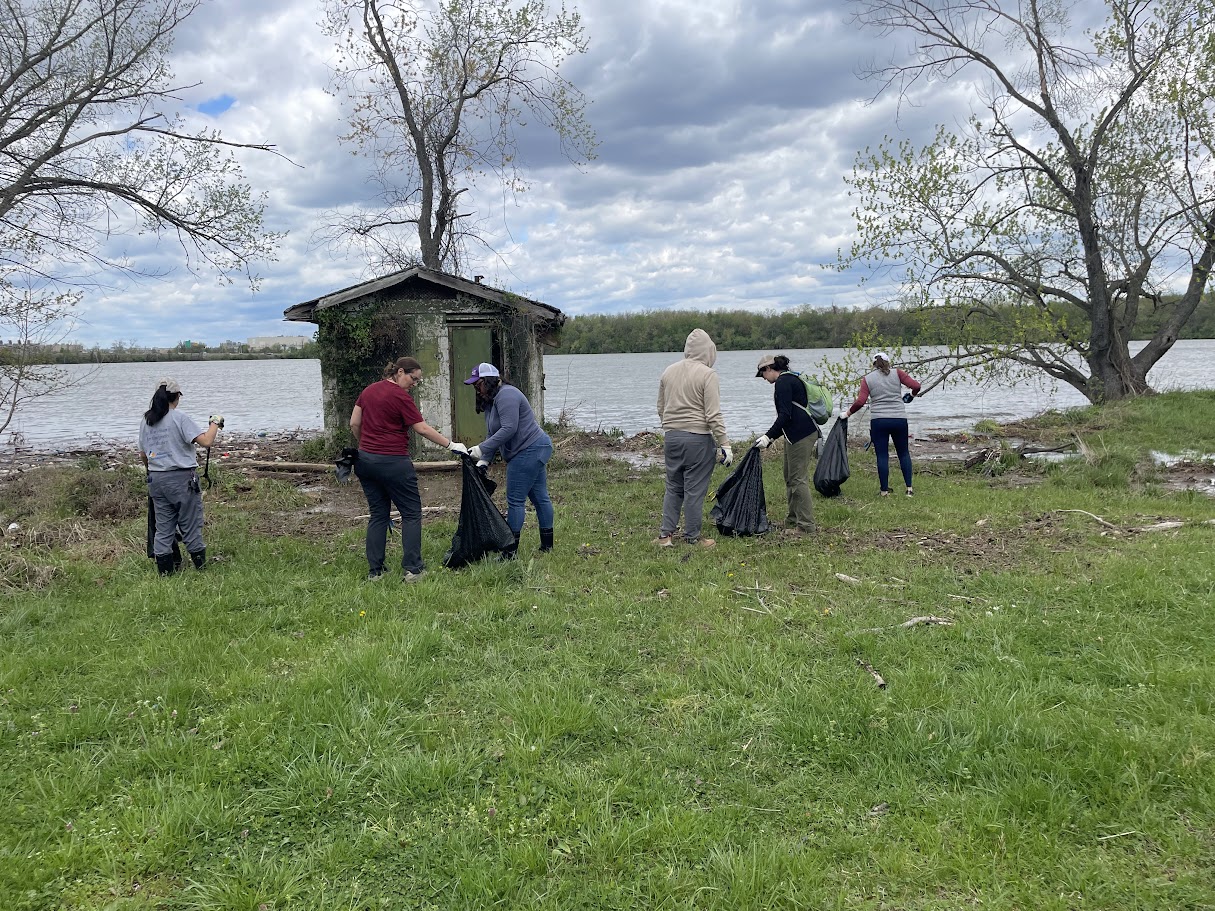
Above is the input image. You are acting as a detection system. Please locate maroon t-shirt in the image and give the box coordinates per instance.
[354,380,424,455]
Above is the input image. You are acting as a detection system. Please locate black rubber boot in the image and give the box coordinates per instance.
[501,533,520,561]
[539,527,554,552]
[189,548,207,570]
[155,554,177,576]
[171,541,183,573]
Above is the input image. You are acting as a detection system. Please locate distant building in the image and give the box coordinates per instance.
[247,335,312,350]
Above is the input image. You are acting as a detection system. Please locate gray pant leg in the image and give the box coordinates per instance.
[662,430,715,542]
[148,470,205,556]
[783,433,817,531]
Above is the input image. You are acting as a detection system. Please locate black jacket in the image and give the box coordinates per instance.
[765,372,819,444]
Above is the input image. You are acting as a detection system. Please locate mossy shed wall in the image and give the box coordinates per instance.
[314,285,549,455]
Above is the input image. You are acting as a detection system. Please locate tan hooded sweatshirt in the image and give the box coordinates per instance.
[656,329,728,446]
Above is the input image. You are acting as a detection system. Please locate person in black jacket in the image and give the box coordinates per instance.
[754,354,818,535]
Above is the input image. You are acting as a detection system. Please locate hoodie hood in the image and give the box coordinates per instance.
[683,328,717,368]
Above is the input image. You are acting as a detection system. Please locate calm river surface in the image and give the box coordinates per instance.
[8,341,1215,451]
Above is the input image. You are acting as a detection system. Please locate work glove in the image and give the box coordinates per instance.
[469,445,484,461]
[754,434,771,449]
[476,460,489,469]
[448,441,469,456]
[209,414,224,429]
[902,391,917,403]
[718,445,733,467]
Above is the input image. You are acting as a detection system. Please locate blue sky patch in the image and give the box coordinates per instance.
[197,94,235,116]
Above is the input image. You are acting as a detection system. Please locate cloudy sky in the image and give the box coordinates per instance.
[72,0,959,347]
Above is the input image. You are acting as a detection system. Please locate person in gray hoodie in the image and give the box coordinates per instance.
[655,329,732,547]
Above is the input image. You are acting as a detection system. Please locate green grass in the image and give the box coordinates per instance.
[2,393,1214,909]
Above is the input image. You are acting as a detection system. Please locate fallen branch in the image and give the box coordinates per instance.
[1132,521,1185,533]
[848,616,955,635]
[1055,509,1119,531]
[856,657,887,689]
[228,459,458,473]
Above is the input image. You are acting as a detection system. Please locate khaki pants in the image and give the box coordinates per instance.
[783,433,817,531]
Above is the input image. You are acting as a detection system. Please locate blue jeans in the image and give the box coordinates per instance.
[870,418,913,491]
[505,438,554,535]
[355,450,423,575]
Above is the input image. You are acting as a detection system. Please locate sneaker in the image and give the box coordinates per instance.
[689,537,716,548]
[652,536,675,547]
[367,570,387,582]
[906,488,914,498]
[403,570,427,583]
[880,490,891,498]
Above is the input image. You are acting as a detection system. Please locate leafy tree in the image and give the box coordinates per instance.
[321,0,596,273]
[840,0,1215,402]
[1,0,282,433]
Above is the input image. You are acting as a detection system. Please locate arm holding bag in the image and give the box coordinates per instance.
[813,416,851,498]
[443,456,517,569]
[709,446,770,536]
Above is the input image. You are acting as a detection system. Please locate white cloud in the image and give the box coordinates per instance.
[62,0,971,346]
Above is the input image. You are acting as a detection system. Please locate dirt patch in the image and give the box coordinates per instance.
[832,512,1094,572]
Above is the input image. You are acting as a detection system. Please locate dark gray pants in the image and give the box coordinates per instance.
[355,450,423,575]
[660,430,716,542]
[148,469,205,556]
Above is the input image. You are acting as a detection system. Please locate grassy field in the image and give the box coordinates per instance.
[1,391,1213,910]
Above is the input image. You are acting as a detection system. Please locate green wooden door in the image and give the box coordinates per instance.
[449,326,493,445]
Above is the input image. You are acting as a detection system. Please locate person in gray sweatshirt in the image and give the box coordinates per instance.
[841,352,923,497]
[655,328,732,547]
[463,362,554,557]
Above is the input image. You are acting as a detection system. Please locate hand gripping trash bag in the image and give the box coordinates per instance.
[443,456,517,568]
[709,446,770,536]
[813,415,850,497]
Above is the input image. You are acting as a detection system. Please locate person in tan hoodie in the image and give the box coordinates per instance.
[655,328,732,547]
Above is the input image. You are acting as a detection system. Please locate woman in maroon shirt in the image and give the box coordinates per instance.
[350,357,467,581]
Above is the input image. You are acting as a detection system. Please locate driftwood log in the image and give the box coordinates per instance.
[222,459,458,473]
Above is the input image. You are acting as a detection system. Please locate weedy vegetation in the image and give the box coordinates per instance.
[1,392,1213,909]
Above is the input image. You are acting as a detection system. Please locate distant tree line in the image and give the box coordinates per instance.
[550,297,1215,355]
[16,341,320,365]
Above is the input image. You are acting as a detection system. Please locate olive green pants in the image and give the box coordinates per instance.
[782,433,817,531]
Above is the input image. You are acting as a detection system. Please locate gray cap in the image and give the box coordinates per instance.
[156,377,181,394]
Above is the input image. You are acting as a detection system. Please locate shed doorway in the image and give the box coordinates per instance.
[448,324,499,444]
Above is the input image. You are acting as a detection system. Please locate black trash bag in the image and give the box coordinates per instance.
[443,456,516,569]
[813,415,850,497]
[709,446,770,536]
[335,447,359,484]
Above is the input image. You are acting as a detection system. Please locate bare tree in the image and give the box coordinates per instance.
[840,0,1215,403]
[321,0,596,273]
[1,0,283,435]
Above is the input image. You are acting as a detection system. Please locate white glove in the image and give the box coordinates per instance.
[209,414,224,428]
[469,445,483,461]
[448,441,469,455]
[476,460,489,469]
[754,434,771,449]
[718,445,733,467]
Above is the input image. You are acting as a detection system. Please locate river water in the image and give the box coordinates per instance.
[6,341,1214,451]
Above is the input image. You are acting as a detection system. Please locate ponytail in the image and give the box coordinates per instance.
[144,385,179,426]
[383,356,422,379]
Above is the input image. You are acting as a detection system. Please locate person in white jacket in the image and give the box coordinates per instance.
[655,329,732,548]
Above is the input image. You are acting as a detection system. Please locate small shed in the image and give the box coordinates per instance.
[284,267,565,453]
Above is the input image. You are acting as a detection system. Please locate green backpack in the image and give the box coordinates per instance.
[784,371,833,425]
